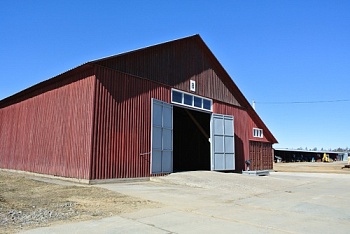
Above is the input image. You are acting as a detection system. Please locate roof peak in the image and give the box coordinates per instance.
[89,34,202,64]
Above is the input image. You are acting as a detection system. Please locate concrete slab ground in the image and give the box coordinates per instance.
[21,171,350,234]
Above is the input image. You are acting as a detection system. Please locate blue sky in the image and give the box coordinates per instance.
[1,0,349,150]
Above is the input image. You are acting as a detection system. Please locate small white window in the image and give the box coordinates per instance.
[190,80,196,92]
[253,128,263,138]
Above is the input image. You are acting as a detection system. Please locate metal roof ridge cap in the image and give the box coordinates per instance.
[89,34,200,64]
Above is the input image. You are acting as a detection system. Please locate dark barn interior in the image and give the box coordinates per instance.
[173,106,211,172]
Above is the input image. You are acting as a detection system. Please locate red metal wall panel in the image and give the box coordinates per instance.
[90,66,170,179]
[0,68,95,179]
[94,36,277,145]
[247,117,270,142]
[95,37,241,107]
[91,67,267,178]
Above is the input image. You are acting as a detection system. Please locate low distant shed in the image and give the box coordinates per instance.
[274,149,347,162]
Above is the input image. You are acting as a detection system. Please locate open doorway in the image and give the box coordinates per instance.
[173,106,211,172]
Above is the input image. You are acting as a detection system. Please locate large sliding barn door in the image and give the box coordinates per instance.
[211,114,235,171]
[151,99,173,174]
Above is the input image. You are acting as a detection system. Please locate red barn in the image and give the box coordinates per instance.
[0,35,277,182]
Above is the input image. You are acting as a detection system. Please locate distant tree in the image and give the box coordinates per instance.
[312,147,317,151]
[297,147,303,150]
[333,147,349,152]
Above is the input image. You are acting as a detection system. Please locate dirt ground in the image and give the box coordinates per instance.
[273,161,350,174]
[1,161,349,233]
[0,171,158,234]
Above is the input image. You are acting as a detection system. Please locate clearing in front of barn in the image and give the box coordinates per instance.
[0,171,158,234]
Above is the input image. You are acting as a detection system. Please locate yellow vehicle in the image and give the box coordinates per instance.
[322,153,330,162]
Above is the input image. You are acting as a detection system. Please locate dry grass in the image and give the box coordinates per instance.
[0,171,157,233]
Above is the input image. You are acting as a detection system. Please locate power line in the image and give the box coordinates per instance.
[255,99,350,105]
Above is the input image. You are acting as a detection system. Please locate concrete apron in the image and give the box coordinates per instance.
[21,171,350,234]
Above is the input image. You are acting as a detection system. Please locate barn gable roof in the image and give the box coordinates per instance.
[92,35,241,107]
[0,35,277,143]
[91,34,277,143]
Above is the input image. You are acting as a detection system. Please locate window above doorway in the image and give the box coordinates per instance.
[171,89,212,112]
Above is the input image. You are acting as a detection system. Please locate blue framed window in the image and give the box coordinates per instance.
[184,94,193,105]
[171,89,212,112]
[203,99,211,111]
[194,96,202,108]
[172,90,182,103]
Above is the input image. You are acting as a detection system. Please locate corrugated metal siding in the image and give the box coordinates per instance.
[95,37,241,107]
[0,35,276,180]
[0,69,95,179]
[247,118,270,142]
[90,66,170,180]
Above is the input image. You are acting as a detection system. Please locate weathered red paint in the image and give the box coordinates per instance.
[0,67,96,179]
[0,35,277,180]
[94,36,241,107]
[89,66,170,179]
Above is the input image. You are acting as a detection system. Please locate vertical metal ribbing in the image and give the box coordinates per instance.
[90,66,170,179]
[0,67,96,179]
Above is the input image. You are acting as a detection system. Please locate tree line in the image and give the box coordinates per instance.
[296,147,349,152]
